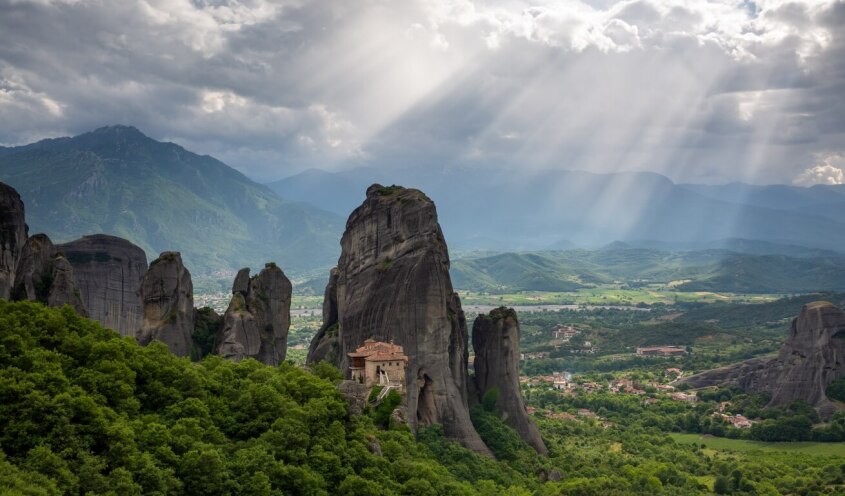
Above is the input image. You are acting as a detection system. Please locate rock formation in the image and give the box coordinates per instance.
[137,252,194,356]
[306,267,339,365]
[0,182,28,299]
[683,301,845,419]
[58,234,148,336]
[337,380,369,416]
[473,307,548,455]
[12,233,87,315]
[215,263,292,366]
[307,184,491,455]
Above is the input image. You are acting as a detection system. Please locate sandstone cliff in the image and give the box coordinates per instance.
[12,233,87,315]
[0,182,28,299]
[215,263,292,366]
[307,184,491,455]
[683,301,845,419]
[137,252,194,356]
[473,307,548,455]
[58,234,148,336]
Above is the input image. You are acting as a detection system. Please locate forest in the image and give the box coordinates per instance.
[2,300,845,495]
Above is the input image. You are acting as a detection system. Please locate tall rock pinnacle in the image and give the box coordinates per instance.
[13,233,87,315]
[215,263,292,366]
[58,234,148,336]
[308,184,491,455]
[137,252,194,356]
[0,182,28,299]
[473,307,548,455]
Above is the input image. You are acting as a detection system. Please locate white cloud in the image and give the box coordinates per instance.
[0,0,842,183]
[793,153,845,186]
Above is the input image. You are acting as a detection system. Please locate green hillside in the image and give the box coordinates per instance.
[0,126,342,274]
[0,300,531,495]
[451,249,845,294]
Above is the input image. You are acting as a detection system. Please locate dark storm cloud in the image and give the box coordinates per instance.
[0,0,842,184]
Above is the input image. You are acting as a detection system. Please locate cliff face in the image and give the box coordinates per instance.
[13,233,87,315]
[306,267,339,365]
[137,252,194,356]
[683,301,845,419]
[0,182,28,299]
[473,308,548,455]
[58,234,148,337]
[215,264,292,366]
[308,184,490,455]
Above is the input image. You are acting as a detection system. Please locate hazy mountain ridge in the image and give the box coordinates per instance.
[269,167,845,253]
[0,126,343,274]
[450,248,845,293]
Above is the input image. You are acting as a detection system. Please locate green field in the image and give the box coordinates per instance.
[456,288,780,307]
[670,433,845,456]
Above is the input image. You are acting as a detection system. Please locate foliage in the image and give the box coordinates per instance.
[481,387,500,412]
[827,377,845,402]
[0,300,518,495]
[191,306,223,360]
[372,390,401,428]
[6,299,845,496]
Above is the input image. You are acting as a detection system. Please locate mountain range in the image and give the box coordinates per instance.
[0,126,343,274]
[3,125,844,289]
[268,167,845,253]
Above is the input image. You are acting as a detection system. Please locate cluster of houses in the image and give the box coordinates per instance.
[713,412,754,428]
[553,325,579,341]
[520,369,693,400]
[521,351,550,360]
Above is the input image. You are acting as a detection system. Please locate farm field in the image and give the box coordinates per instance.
[456,288,781,307]
[670,433,845,457]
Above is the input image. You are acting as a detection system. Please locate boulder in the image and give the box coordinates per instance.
[58,234,147,336]
[473,307,548,455]
[137,252,194,356]
[683,301,845,420]
[307,184,491,455]
[0,182,28,299]
[215,263,292,365]
[12,233,87,315]
[337,380,369,416]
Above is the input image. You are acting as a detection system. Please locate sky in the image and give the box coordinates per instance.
[0,0,843,185]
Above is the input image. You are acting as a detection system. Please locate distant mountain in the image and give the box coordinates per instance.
[0,126,343,274]
[268,167,845,253]
[450,248,845,294]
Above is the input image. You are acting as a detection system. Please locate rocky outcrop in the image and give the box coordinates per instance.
[58,234,148,337]
[48,255,87,313]
[137,252,194,356]
[0,182,28,299]
[306,267,339,365]
[215,263,292,366]
[473,307,548,455]
[12,233,87,315]
[683,301,845,419]
[337,380,369,416]
[12,234,55,302]
[307,184,491,455]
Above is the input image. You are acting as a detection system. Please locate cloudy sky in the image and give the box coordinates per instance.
[0,0,843,185]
